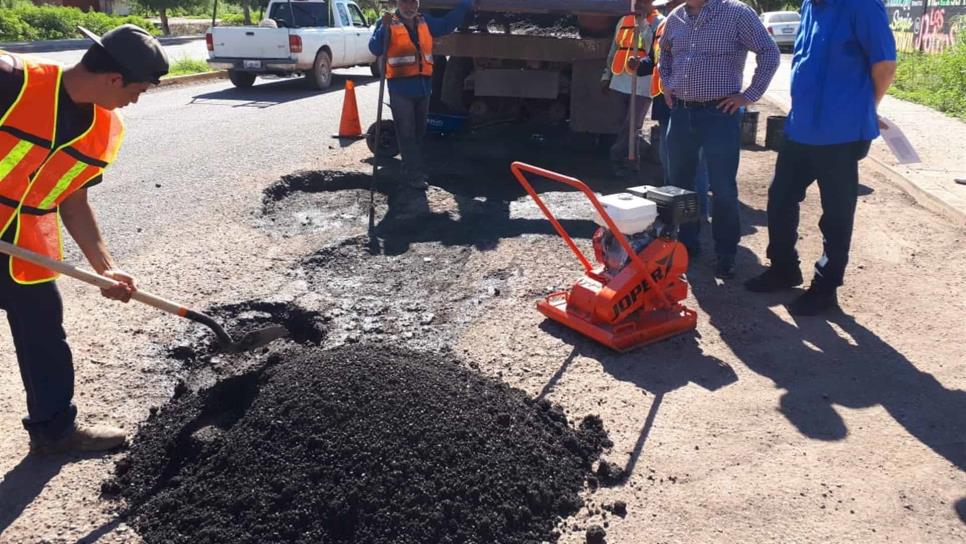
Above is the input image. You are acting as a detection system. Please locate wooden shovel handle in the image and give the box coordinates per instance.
[0,240,190,318]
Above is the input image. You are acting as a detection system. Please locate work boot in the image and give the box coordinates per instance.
[744,266,803,292]
[714,255,736,279]
[30,424,127,455]
[788,283,840,316]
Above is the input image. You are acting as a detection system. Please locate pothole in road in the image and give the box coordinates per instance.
[166,300,326,367]
[107,344,613,544]
[257,170,381,236]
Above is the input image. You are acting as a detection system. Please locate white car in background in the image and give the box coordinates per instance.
[760,11,800,50]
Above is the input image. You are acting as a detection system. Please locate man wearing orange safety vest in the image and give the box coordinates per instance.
[601,0,661,175]
[0,25,168,454]
[369,0,476,191]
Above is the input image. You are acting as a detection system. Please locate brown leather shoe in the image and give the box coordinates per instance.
[30,424,128,455]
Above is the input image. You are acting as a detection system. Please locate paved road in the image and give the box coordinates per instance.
[32,39,210,66]
[84,67,381,261]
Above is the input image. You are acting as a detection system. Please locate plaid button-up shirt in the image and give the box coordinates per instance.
[658,0,779,102]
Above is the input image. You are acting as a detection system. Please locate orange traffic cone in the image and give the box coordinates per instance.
[333,80,364,139]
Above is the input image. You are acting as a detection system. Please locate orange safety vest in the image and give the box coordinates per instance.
[651,18,668,97]
[0,54,124,284]
[385,15,434,79]
[610,12,658,76]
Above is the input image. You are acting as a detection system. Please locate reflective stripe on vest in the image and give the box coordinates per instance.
[385,17,434,79]
[0,54,125,284]
[611,13,657,76]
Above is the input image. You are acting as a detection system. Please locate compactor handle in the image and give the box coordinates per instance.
[510,162,648,274]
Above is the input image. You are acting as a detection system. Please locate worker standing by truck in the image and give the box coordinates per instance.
[369,0,476,190]
[0,25,168,454]
[600,0,659,177]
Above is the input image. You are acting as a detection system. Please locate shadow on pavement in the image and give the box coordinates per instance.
[536,321,738,479]
[690,238,966,473]
[189,72,376,108]
[0,452,99,536]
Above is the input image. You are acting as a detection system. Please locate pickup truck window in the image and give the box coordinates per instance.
[348,3,367,27]
[335,3,351,26]
[269,1,330,28]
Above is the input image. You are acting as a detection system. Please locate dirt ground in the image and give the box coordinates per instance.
[1,100,964,543]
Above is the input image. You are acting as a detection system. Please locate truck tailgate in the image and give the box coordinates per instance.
[211,27,292,59]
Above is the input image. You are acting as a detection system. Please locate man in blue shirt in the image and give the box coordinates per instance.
[369,0,474,190]
[745,0,896,316]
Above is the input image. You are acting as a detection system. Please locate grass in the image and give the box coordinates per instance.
[164,57,213,78]
[890,35,966,121]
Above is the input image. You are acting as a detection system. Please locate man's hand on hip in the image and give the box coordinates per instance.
[101,269,137,303]
[663,91,674,108]
[717,93,750,114]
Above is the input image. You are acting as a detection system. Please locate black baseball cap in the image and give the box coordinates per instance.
[77,24,169,84]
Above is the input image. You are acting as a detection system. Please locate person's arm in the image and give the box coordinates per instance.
[658,23,674,106]
[719,6,779,113]
[368,16,389,56]
[852,0,898,107]
[871,60,896,106]
[59,188,136,302]
[425,0,475,37]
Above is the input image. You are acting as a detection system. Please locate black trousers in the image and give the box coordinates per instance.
[0,262,76,442]
[766,138,872,289]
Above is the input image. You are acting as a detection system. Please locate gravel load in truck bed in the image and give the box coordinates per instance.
[107,345,612,544]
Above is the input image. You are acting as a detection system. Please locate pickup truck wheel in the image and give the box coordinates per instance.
[228,70,256,88]
[310,50,333,90]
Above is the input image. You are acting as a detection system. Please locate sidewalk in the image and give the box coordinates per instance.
[746,55,966,226]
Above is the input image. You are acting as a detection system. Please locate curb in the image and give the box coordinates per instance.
[1,35,205,54]
[156,70,227,88]
[757,94,966,228]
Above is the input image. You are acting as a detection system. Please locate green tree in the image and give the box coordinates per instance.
[132,0,207,35]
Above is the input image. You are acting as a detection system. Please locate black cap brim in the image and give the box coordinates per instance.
[77,26,104,48]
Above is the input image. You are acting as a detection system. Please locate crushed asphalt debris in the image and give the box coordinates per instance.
[106,344,612,544]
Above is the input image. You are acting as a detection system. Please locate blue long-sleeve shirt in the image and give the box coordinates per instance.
[369,0,472,98]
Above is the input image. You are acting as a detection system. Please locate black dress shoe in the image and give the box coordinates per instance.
[714,255,736,279]
[744,266,803,292]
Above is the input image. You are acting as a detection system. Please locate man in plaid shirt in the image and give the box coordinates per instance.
[659,0,779,278]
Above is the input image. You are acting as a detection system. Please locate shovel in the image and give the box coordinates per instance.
[0,240,287,353]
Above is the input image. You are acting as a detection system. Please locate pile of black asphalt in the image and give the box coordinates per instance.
[106,344,612,544]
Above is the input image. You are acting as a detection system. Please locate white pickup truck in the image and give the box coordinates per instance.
[206,0,377,89]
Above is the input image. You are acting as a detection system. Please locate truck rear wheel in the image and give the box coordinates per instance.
[310,50,333,90]
[228,70,256,88]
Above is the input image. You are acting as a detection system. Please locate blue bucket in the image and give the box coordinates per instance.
[426,113,468,134]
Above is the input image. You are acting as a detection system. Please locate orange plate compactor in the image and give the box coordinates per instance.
[510,162,700,352]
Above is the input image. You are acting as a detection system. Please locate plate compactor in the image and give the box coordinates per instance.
[510,162,700,352]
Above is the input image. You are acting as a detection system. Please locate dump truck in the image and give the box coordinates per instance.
[420,0,633,135]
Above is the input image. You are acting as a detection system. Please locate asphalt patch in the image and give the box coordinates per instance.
[107,344,611,543]
[167,300,325,367]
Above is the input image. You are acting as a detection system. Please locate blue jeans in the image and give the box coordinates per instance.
[666,104,742,257]
[659,118,709,216]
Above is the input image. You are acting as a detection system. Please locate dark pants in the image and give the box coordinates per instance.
[389,92,430,179]
[766,138,871,289]
[667,103,742,257]
[609,93,651,163]
[0,265,76,442]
